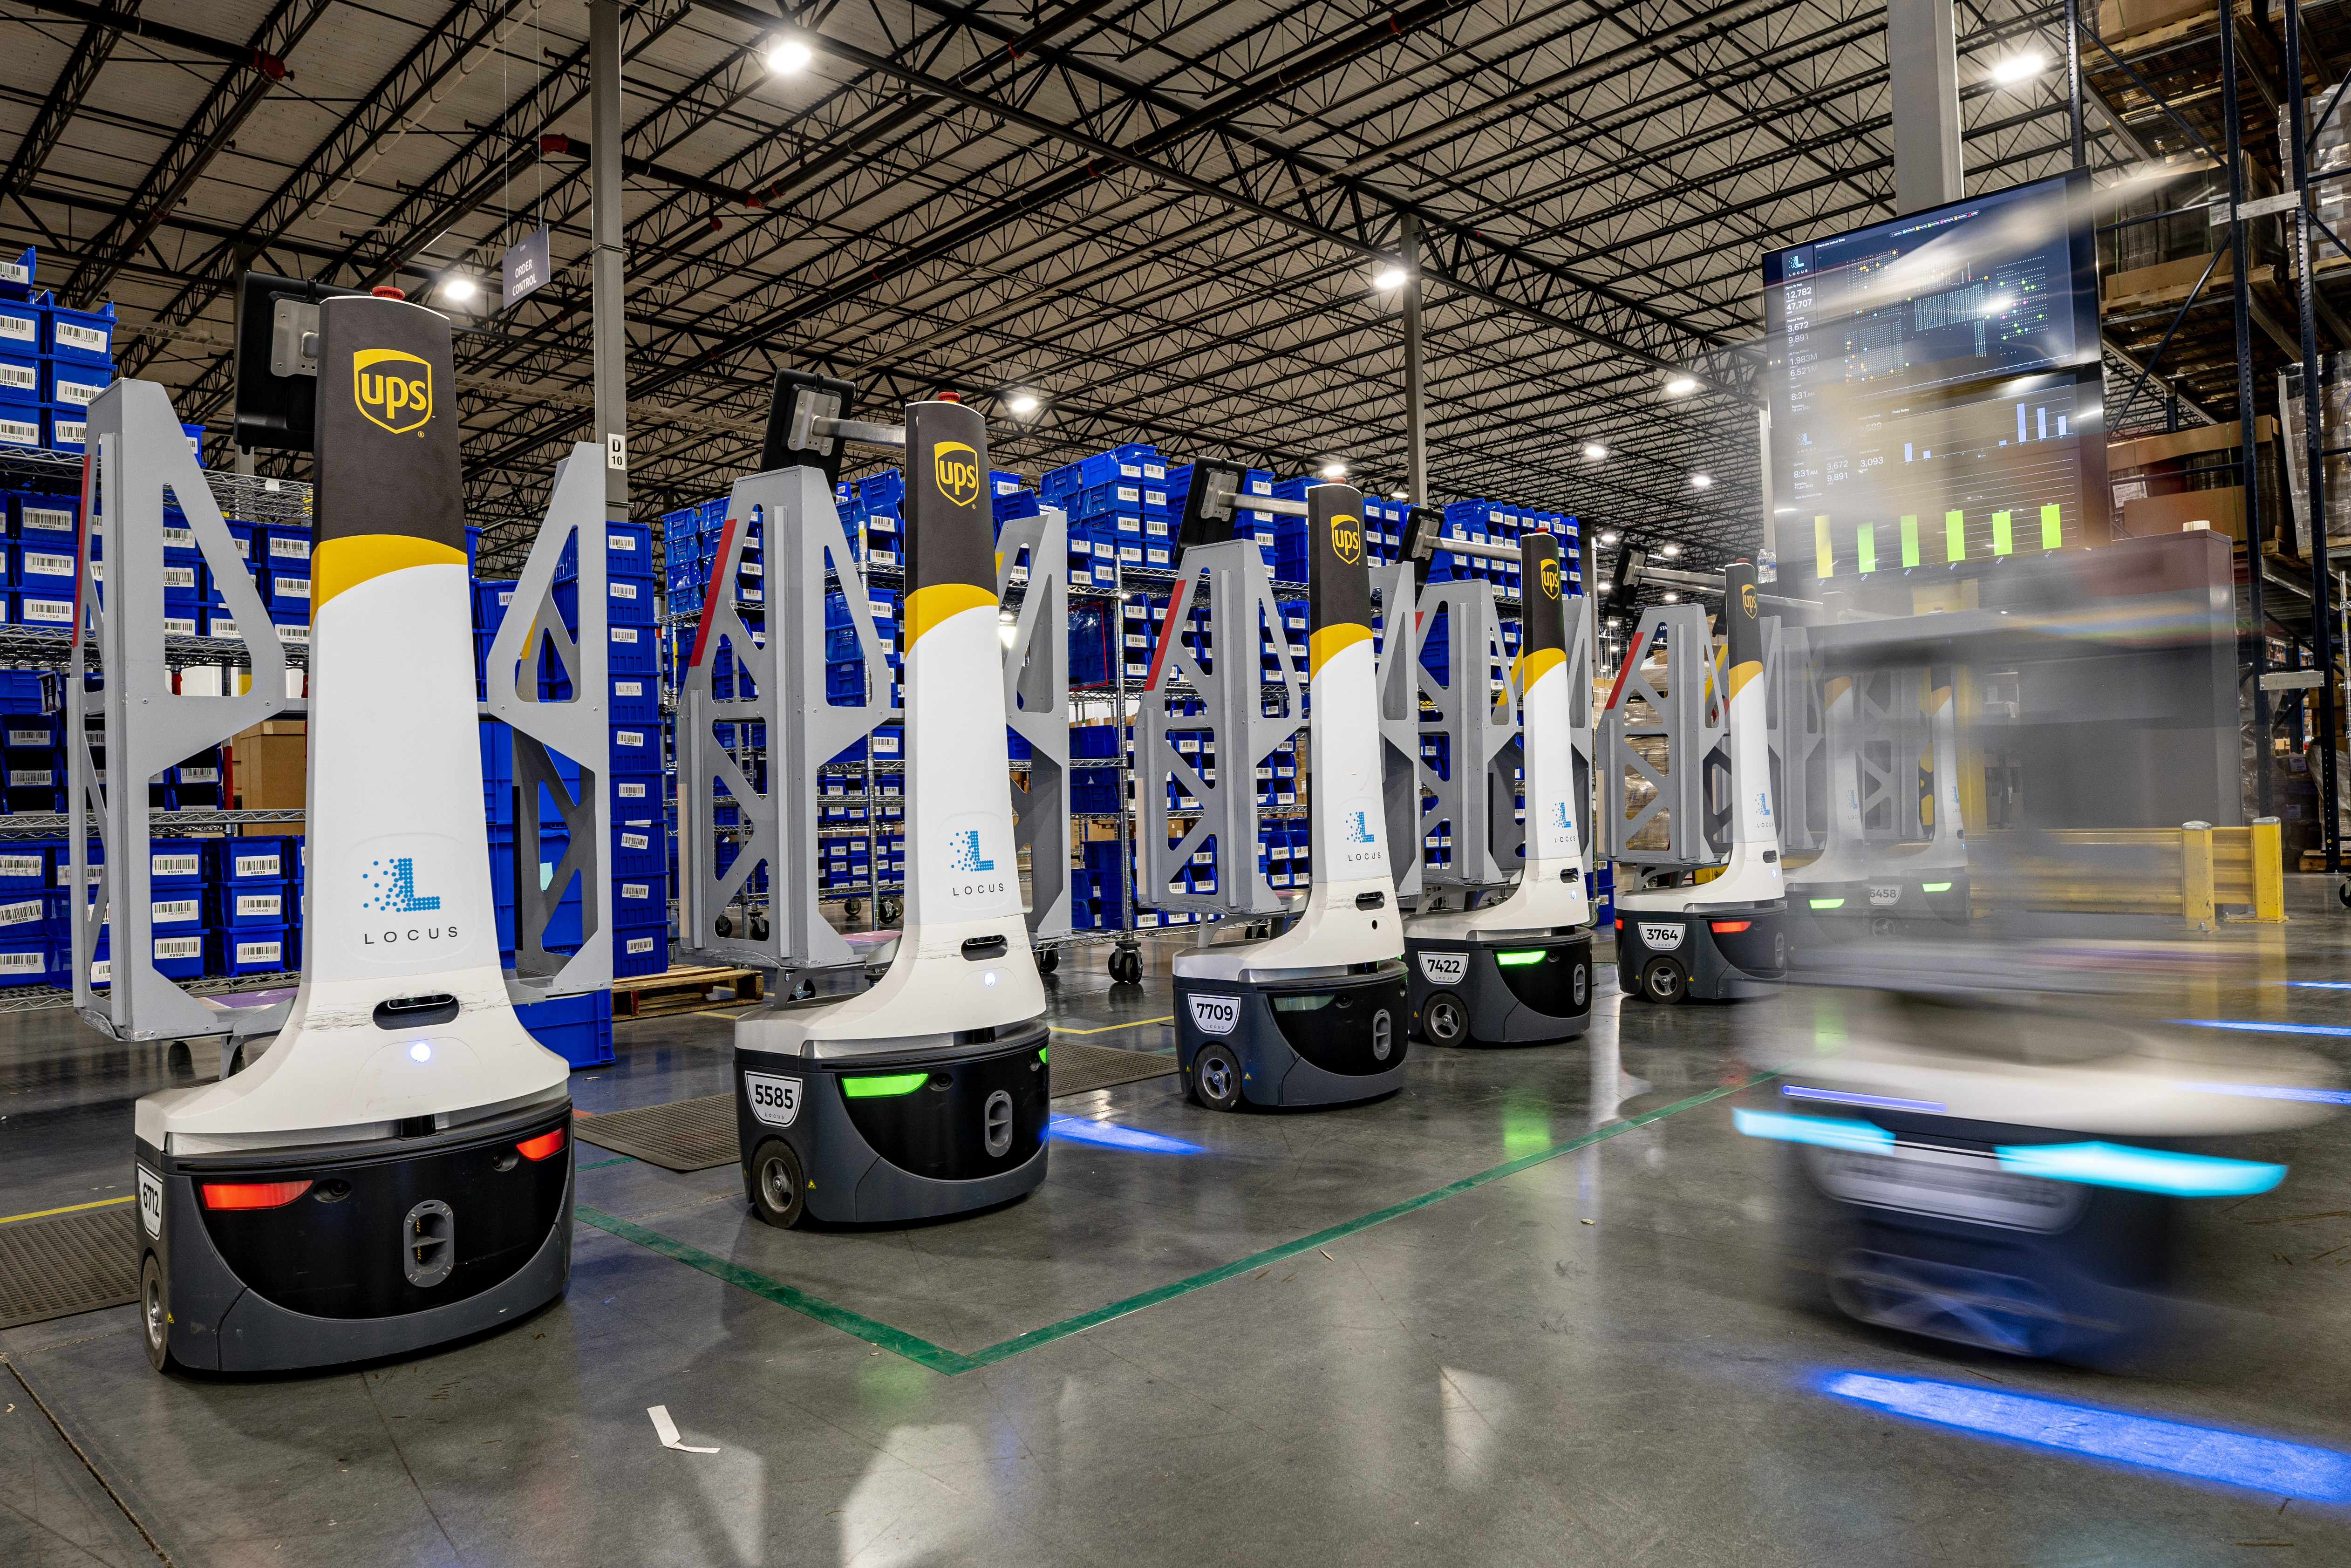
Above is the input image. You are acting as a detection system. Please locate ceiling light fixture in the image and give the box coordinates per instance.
[1663,592,1679,602]
[1583,443,1607,460]
[1008,393,1038,414]
[767,35,813,72]
[1990,53,2045,85]
[1664,375,1698,395]
[442,276,477,302]
[1662,544,1680,557]
[1373,266,1408,290]
[1690,473,1712,488]
[1600,530,1620,544]
[1321,463,1347,478]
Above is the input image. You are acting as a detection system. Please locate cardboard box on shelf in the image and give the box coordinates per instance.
[2122,486,2245,540]
[230,720,305,810]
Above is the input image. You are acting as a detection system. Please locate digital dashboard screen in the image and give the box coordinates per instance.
[1762,172,2106,580]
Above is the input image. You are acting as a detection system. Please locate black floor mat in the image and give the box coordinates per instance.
[0,1208,138,1330]
[1048,1041,1179,1096]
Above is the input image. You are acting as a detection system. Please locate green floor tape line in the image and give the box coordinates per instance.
[578,1156,636,1171]
[575,1205,980,1374]
[577,1072,1774,1376]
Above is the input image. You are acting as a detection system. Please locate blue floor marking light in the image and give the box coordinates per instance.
[1781,1084,1948,1115]
[1821,1372,2351,1501]
[2174,1017,2351,1038]
[1731,1108,1893,1152]
[1993,1140,2285,1196]
[2173,1079,2351,1105]
[1047,1116,1205,1155]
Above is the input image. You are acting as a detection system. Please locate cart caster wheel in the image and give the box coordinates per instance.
[2338,878,2351,911]
[1109,950,1143,985]
[1641,955,1688,1004]
[879,897,902,926]
[748,1139,811,1229]
[140,1254,175,1373]
[1422,990,1470,1045]
[842,900,862,920]
[1034,947,1059,975]
[1188,1043,1243,1111]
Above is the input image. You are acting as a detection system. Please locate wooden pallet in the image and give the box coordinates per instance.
[612,964,763,1019]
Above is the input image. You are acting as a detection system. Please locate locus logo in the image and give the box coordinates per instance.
[1551,800,1573,834]
[361,856,442,914]
[1343,810,1377,844]
[1540,558,1560,598]
[1330,513,1363,566]
[948,830,995,873]
[933,441,980,508]
[353,348,432,435]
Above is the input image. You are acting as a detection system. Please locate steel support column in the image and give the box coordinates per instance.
[1401,211,1428,504]
[2286,0,2340,872]
[1887,0,1964,213]
[591,0,629,514]
[2224,8,2273,817]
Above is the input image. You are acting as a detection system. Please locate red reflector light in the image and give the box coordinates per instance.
[199,1179,312,1210]
[1709,920,1752,934]
[1614,918,1624,930]
[517,1128,566,1162]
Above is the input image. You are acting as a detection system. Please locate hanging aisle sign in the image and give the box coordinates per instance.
[502,228,552,308]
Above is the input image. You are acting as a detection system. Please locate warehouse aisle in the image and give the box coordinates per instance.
[6,908,2351,1565]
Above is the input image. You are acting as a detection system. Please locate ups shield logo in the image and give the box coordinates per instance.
[1540,558,1561,599]
[353,348,432,436]
[1741,582,1758,617]
[1331,513,1363,566]
[934,441,981,509]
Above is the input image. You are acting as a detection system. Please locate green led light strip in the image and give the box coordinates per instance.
[841,1072,928,1098]
[1809,898,1845,909]
[1494,949,1547,966]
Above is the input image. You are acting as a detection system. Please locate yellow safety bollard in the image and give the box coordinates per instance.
[2249,816,2288,923]
[2181,821,2215,930]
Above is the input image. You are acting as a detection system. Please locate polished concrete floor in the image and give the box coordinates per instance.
[7,890,2351,1565]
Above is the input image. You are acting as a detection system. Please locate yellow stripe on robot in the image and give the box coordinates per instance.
[312,532,467,610]
[1307,621,1371,679]
[903,581,996,647]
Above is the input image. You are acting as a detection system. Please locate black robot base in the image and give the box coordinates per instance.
[1614,900,1787,1003]
[736,1022,1051,1227]
[136,1098,574,1373]
[1404,930,1593,1046]
[1172,962,1408,1110]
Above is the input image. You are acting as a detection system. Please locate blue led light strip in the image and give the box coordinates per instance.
[1822,1372,2351,1501]
[1781,1084,1949,1115]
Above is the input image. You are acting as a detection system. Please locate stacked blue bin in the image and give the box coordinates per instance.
[1043,444,1162,589]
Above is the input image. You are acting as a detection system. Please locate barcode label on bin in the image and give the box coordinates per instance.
[152,899,199,922]
[0,951,40,974]
[236,940,282,965]
[625,936,657,954]
[0,900,40,926]
[233,854,280,877]
[154,937,202,959]
[236,894,282,918]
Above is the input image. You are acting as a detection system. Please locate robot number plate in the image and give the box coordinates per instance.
[744,1072,804,1128]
